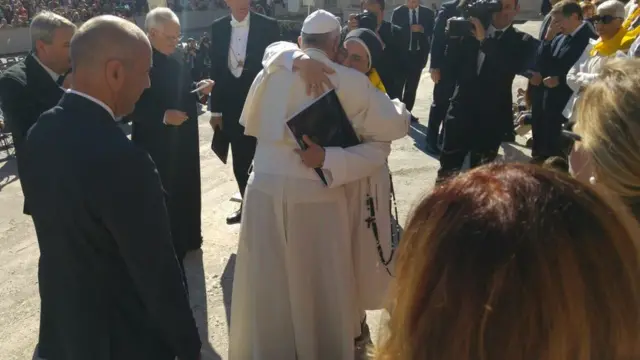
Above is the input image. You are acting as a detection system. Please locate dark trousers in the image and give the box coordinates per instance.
[230,134,257,198]
[426,74,455,148]
[401,52,426,111]
[531,109,566,161]
[436,110,501,182]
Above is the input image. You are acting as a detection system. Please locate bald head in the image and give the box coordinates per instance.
[70,15,150,70]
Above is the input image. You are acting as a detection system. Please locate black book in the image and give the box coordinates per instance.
[286,89,361,186]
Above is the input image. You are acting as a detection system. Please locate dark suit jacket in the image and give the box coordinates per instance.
[0,53,64,214]
[127,48,203,256]
[538,24,597,117]
[539,13,552,40]
[208,11,279,138]
[429,0,461,71]
[21,93,201,360]
[377,20,409,98]
[391,4,435,66]
[446,25,537,147]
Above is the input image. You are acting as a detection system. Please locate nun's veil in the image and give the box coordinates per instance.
[344,28,384,72]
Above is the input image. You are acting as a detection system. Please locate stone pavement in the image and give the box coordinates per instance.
[0,21,539,360]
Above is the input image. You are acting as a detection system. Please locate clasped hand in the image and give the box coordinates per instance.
[294,135,325,169]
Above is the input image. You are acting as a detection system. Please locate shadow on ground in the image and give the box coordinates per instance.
[185,250,223,360]
[221,254,236,329]
[0,157,18,192]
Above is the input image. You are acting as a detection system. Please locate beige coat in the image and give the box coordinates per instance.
[228,43,409,360]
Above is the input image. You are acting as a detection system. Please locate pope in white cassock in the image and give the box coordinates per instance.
[229,9,410,360]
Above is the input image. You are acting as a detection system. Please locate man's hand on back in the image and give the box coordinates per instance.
[293,56,335,97]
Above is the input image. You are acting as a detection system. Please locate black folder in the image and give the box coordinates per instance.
[286,89,360,186]
[211,127,229,164]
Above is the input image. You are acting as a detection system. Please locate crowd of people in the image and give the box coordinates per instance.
[0,0,238,28]
[2,0,640,358]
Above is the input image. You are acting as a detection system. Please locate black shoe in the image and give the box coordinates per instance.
[226,209,242,225]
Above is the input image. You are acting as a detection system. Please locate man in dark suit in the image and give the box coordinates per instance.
[392,0,435,117]
[425,0,460,154]
[0,11,75,215]
[127,7,214,263]
[362,0,410,100]
[436,0,537,183]
[21,16,202,360]
[530,0,596,162]
[209,0,280,224]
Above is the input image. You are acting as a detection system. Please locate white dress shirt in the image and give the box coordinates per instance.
[477,25,509,74]
[228,13,250,78]
[409,7,420,51]
[67,89,115,120]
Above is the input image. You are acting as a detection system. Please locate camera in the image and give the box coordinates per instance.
[447,0,502,37]
[353,11,378,32]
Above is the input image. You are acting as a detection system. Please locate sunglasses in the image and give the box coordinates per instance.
[592,15,622,24]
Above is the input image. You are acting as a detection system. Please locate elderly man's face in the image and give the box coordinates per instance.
[149,20,181,55]
[37,26,74,74]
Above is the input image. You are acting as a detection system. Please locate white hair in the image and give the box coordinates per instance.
[597,0,626,18]
[30,11,76,49]
[145,7,180,31]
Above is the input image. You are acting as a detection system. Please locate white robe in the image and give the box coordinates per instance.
[262,41,399,313]
[228,46,409,360]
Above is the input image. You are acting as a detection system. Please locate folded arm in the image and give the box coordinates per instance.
[565,45,597,92]
[322,142,391,188]
[352,76,410,142]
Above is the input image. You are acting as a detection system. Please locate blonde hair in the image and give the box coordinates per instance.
[575,58,640,203]
[375,163,640,360]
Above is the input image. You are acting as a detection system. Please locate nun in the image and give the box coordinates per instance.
[341,28,387,93]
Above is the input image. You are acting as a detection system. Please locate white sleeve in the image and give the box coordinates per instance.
[262,41,305,74]
[322,142,391,188]
[566,45,594,92]
[357,79,411,142]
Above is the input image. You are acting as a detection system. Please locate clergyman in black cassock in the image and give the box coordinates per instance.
[128,10,211,260]
[129,48,204,260]
[209,9,280,224]
[19,16,201,360]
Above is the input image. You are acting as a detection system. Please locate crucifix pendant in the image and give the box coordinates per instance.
[237,60,244,67]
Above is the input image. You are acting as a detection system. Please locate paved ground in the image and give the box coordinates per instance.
[0,21,539,359]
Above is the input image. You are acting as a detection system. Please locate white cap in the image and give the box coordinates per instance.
[301,9,341,34]
[597,0,626,19]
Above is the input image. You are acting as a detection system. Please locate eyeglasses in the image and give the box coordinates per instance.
[162,31,183,42]
[592,15,622,24]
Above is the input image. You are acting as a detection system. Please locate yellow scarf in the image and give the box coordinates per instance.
[623,6,640,30]
[368,68,387,93]
[590,25,638,56]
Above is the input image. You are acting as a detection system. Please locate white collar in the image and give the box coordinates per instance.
[66,89,116,120]
[231,12,250,27]
[488,24,510,36]
[33,54,60,82]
